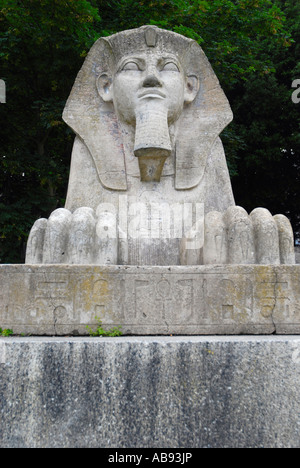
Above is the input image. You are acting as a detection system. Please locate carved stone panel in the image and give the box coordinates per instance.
[1,265,300,335]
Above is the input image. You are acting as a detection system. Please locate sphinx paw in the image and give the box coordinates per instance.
[202,206,295,265]
[25,207,118,265]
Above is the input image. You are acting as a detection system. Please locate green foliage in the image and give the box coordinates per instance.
[0,327,13,336]
[93,0,292,86]
[230,0,300,238]
[0,0,100,262]
[86,317,122,337]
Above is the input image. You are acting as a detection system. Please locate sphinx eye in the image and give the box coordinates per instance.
[162,62,179,72]
[122,61,140,71]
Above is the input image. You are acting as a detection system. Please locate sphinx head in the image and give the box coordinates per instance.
[63,26,232,189]
[97,26,199,181]
[97,28,199,124]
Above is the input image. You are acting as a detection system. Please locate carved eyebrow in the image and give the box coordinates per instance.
[117,57,146,71]
[116,55,182,73]
[157,56,182,70]
[159,55,180,63]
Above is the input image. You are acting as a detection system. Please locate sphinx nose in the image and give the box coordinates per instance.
[142,73,162,87]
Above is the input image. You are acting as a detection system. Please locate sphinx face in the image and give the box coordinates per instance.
[112,51,187,125]
[97,45,199,181]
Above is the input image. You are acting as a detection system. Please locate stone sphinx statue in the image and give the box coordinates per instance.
[26,25,295,266]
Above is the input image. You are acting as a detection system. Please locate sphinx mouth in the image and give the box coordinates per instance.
[138,89,166,99]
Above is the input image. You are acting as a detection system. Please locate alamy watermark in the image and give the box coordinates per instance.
[0,79,6,104]
[291,79,300,104]
[95,197,204,249]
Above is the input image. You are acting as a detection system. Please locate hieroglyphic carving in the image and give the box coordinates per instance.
[173,279,194,323]
[92,279,110,320]
[34,275,72,325]
[1,265,300,334]
[155,279,172,321]
[134,279,151,321]
[218,278,254,322]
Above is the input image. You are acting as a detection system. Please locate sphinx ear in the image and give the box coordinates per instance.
[97,73,113,102]
[184,75,199,104]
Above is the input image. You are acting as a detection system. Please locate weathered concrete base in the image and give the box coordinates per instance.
[0,336,300,448]
[1,264,300,335]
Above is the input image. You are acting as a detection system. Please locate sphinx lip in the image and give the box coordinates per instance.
[138,89,166,99]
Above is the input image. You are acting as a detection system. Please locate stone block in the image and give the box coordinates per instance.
[0,336,299,448]
[1,264,300,335]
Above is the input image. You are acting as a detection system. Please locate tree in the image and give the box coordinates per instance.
[0,0,100,262]
[229,0,300,240]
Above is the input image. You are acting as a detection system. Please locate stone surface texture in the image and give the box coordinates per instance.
[0,336,299,448]
[1,264,300,335]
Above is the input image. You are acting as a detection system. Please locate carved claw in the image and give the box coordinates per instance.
[199,206,295,265]
[26,207,119,265]
[27,205,295,266]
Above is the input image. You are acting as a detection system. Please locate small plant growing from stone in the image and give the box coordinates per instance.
[86,317,122,337]
[0,327,13,337]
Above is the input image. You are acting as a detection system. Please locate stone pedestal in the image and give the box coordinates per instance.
[0,336,299,448]
[1,264,300,335]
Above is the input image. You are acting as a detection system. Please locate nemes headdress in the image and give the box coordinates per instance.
[63,25,233,190]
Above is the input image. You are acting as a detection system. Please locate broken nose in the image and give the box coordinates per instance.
[143,74,161,87]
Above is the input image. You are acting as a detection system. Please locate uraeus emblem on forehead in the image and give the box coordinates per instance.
[144,26,158,47]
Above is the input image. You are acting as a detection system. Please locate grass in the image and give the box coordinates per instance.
[0,327,13,337]
[86,316,122,337]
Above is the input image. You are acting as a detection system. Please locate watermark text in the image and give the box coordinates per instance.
[292,79,300,104]
[95,197,204,250]
[0,79,6,104]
